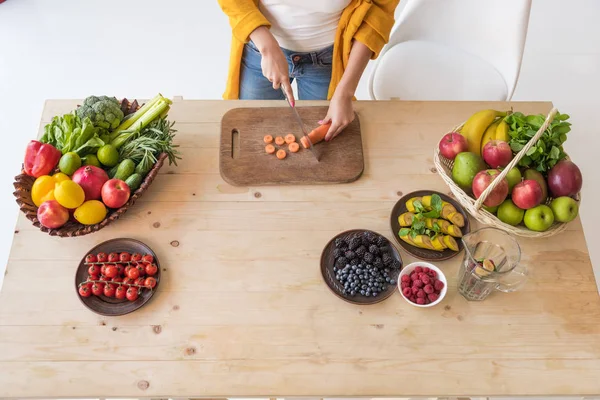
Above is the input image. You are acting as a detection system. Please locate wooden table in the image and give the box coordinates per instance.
[1,100,599,398]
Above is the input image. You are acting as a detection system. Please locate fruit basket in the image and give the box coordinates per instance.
[434,107,581,238]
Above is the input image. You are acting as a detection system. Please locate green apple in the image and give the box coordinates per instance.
[550,196,579,223]
[483,205,499,214]
[524,205,555,232]
[523,169,548,202]
[497,199,525,226]
[505,167,522,193]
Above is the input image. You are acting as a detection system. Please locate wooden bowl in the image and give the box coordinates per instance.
[320,229,403,305]
[74,238,161,316]
[390,190,470,261]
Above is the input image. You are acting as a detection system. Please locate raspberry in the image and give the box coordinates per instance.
[419,273,428,281]
[410,272,419,281]
[402,287,412,297]
[422,275,431,285]
[417,289,425,298]
[429,270,437,278]
[408,296,416,303]
[400,282,409,289]
[416,298,425,305]
[413,279,423,288]
[412,286,419,295]
[434,280,445,291]
[401,274,410,283]
[424,297,431,304]
[414,266,423,273]
[428,293,439,302]
[422,267,430,274]
[424,284,434,294]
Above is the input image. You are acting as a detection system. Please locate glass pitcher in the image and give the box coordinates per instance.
[458,227,527,301]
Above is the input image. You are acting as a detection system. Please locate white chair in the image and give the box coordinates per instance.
[369,0,532,101]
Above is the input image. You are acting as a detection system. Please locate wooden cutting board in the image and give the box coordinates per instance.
[220,106,364,186]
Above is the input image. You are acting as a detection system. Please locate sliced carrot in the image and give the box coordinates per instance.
[265,144,276,154]
[275,136,285,146]
[288,142,300,153]
[300,122,332,148]
[263,135,273,144]
[276,149,287,160]
[285,134,296,144]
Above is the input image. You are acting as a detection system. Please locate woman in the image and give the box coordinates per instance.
[218,0,399,141]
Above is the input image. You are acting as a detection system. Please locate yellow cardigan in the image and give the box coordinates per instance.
[218,0,399,100]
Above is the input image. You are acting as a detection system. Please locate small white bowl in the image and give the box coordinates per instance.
[398,261,448,308]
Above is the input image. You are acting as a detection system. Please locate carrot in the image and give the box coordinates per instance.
[276,149,287,160]
[265,144,276,154]
[275,136,285,146]
[300,122,331,148]
[288,142,300,153]
[285,134,296,144]
[263,135,273,144]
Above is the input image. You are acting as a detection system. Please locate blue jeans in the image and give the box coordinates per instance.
[239,41,333,100]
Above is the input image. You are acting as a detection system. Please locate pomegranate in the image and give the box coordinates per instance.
[71,166,109,201]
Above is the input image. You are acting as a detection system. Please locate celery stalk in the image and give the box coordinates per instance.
[111,94,163,139]
[128,99,169,131]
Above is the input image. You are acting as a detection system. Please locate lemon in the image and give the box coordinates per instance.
[52,172,70,183]
[54,180,85,209]
[31,176,56,206]
[58,152,81,175]
[74,200,107,225]
[97,144,119,167]
[83,154,101,168]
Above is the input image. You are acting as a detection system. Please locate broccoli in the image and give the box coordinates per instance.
[76,95,124,130]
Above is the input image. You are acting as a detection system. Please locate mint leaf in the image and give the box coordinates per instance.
[410,230,418,239]
[399,228,410,237]
[526,146,537,156]
[422,210,440,218]
[549,146,560,160]
[413,200,424,213]
[511,142,524,152]
[431,194,443,212]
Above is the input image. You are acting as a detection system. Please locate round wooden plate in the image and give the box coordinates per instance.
[320,229,403,305]
[390,190,470,261]
[74,238,161,316]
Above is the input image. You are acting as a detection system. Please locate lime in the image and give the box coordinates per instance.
[83,154,101,168]
[97,144,119,167]
[74,200,107,225]
[58,152,82,175]
[54,180,85,209]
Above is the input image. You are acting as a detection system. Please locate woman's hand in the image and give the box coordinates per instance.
[321,91,355,141]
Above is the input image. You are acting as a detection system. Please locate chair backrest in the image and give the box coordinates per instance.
[371,0,532,100]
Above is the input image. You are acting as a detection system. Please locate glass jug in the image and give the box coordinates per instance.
[458,227,527,301]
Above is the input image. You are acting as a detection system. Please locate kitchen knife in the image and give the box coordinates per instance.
[281,88,319,162]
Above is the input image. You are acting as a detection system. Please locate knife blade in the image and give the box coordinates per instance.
[281,88,319,162]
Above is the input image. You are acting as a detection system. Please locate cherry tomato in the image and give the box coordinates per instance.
[91,282,105,296]
[89,274,99,281]
[144,277,157,289]
[135,277,146,286]
[136,264,146,277]
[126,287,139,301]
[127,267,140,280]
[100,265,107,276]
[113,276,123,283]
[122,277,133,286]
[124,265,133,276]
[85,254,97,263]
[103,283,116,297]
[145,263,158,276]
[115,285,127,300]
[131,253,142,262]
[116,264,125,276]
[108,252,119,262]
[88,264,101,276]
[99,275,110,282]
[104,264,118,278]
[82,281,94,289]
[97,252,108,263]
[119,252,131,262]
[142,254,154,264]
[79,285,92,297]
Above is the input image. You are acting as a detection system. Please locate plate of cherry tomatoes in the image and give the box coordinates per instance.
[75,238,161,316]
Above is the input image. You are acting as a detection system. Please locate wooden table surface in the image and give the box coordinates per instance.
[1,100,599,398]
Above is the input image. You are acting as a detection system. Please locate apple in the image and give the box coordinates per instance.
[439,132,468,160]
[483,140,513,168]
[524,205,555,232]
[512,180,543,210]
[37,200,69,229]
[483,204,499,214]
[101,179,130,209]
[505,167,522,193]
[523,169,548,202]
[550,196,579,223]
[497,199,524,226]
[547,160,583,197]
[472,169,509,207]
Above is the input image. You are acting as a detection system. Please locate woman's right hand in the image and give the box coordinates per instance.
[249,27,295,105]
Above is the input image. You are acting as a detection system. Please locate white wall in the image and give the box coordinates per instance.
[0,0,598,290]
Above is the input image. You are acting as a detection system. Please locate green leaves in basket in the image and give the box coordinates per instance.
[505,111,570,173]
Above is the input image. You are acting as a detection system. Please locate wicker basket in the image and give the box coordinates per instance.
[13,153,167,237]
[434,107,580,238]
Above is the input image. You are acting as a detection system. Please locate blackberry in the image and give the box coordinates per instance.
[368,244,380,256]
[348,235,361,250]
[335,257,348,268]
[362,231,377,244]
[376,235,387,247]
[379,246,388,254]
[363,252,374,263]
[334,237,345,248]
[350,258,359,266]
[355,245,367,257]
[344,250,356,260]
[382,252,393,266]
[333,248,341,258]
[373,257,384,269]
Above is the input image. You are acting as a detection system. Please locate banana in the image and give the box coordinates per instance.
[461,110,506,156]
[398,212,415,227]
[412,235,435,250]
[445,211,465,228]
[495,119,510,142]
[442,235,459,251]
[430,236,447,251]
[405,197,422,213]
[480,119,501,153]
[424,218,463,238]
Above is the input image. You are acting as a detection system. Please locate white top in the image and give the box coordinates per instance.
[259,0,351,52]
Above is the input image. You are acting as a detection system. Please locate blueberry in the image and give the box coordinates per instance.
[366,289,371,296]
[372,292,378,297]
[361,284,367,290]
[350,282,356,288]
[359,274,364,279]
[351,264,357,270]
[384,268,390,273]
[360,290,366,296]
[368,282,373,287]
[382,285,387,291]
[342,289,347,294]
[350,290,356,296]
[356,268,362,274]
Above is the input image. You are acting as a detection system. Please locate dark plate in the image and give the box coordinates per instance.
[320,229,403,305]
[390,190,470,261]
[74,238,161,316]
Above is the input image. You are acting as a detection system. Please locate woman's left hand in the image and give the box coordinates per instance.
[321,91,355,142]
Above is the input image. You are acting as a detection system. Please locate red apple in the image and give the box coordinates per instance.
[512,179,543,209]
[483,140,513,168]
[439,132,468,160]
[472,169,509,207]
[37,200,69,229]
[101,179,131,209]
[547,160,583,197]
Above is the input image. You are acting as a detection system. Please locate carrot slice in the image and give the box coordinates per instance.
[289,142,300,153]
[275,136,285,146]
[263,135,273,144]
[265,144,276,154]
[276,149,287,159]
[285,134,296,144]
[300,122,332,148]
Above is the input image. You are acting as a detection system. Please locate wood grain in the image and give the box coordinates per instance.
[2,100,599,398]
[219,106,363,185]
